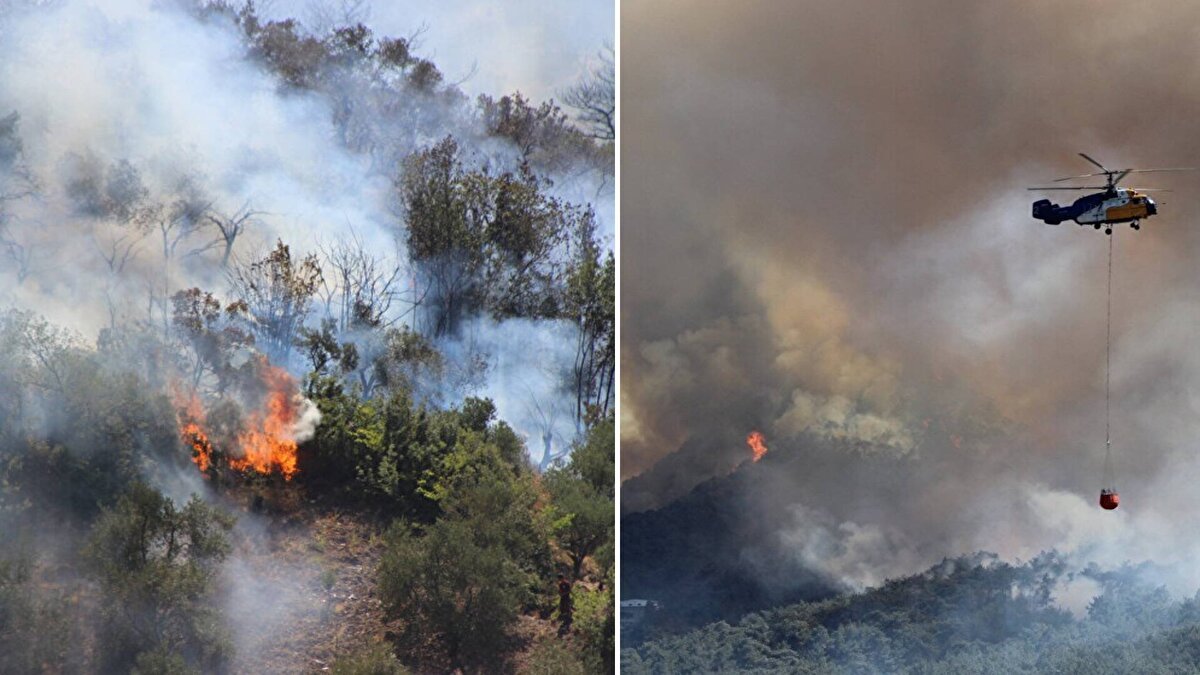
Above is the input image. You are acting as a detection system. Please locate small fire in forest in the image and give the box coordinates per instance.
[746,430,768,462]
[177,389,215,473]
[173,364,318,480]
[228,365,303,479]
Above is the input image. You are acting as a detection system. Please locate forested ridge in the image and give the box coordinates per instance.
[624,552,1200,674]
[0,1,614,673]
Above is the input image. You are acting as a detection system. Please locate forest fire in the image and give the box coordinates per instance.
[173,365,311,480]
[228,365,301,479]
[182,424,214,471]
[179,394,215,473]
[746,430,768,462]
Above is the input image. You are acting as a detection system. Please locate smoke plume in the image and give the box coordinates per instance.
[623,0,1200,601]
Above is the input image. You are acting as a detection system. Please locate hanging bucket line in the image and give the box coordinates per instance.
[1103,231,1114,490]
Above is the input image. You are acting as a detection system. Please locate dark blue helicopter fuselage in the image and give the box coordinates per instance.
[1031,193,1106,224]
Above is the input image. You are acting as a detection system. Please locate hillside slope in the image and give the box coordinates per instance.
[623,552,1200,674]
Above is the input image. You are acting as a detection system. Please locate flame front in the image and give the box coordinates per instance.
[228,365,300,479]
[183,422,214,472]
[172,364,304,480]
[746,430,768,462]
[176,388,215,472]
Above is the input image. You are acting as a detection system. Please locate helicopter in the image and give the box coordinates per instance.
[1028,153,1195,234]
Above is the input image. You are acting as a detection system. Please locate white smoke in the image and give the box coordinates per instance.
[753,501,925,592]
[442,316,580,466]
[0,0,396,331]
[291,395,323,443]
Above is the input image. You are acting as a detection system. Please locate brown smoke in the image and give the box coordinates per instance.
[623,0,1200,592]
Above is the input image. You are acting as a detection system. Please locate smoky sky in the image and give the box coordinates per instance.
[622,0,1200,595]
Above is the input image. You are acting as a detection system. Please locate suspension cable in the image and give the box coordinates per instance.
[1103,231,1114,488]
[1107,232,1113,444]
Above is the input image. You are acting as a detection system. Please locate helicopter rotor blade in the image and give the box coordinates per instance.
[1079,153,1108,171]
[1052,172,1109,183]
[1027,186,1108,191]
[1049,167,1196,183]
[1119,168,1198,176]
[1113,169,1131,184]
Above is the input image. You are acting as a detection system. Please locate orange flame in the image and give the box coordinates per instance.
[182,422,214,472]
[746,430,768,462]
[175,387,215,473]
[227,365,300,479]
[172,365,304,480]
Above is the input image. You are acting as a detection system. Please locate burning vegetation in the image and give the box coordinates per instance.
[746,430,768,462]
[180,412,214,473]
[229,365,304,478]
[174,362,312,481]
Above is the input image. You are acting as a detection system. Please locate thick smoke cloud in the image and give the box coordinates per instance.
[623,0,1200,598]
[0,0,607,451]
[0,0,394,328]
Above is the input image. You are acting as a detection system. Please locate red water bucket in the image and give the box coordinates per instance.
[1099,489,1119,510]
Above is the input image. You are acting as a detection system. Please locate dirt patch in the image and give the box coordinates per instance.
[218,486,578,674]
[221,488,388,674]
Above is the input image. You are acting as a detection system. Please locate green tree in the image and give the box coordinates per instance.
[399,137,582,336]
[378,518,522,669]
[568,578,615,673]
[564,217,614,426]
[568,416,615,498]
[478,92,603,174]
[0,311,182,517]
[297,317,359,382]
[84,483,236,673]
[547,470,611,579]
[481,167,575,320]
[171,287,254,393]
[369,326,444,397]
[248,18,329,89]
[377,476,550,669]
[546,419,614,578]
[398,137,487,337]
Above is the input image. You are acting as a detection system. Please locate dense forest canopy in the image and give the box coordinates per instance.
[624,552,1200,674]
[0,0,613,672]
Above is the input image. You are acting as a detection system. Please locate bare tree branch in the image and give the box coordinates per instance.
[561,44,614,141]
